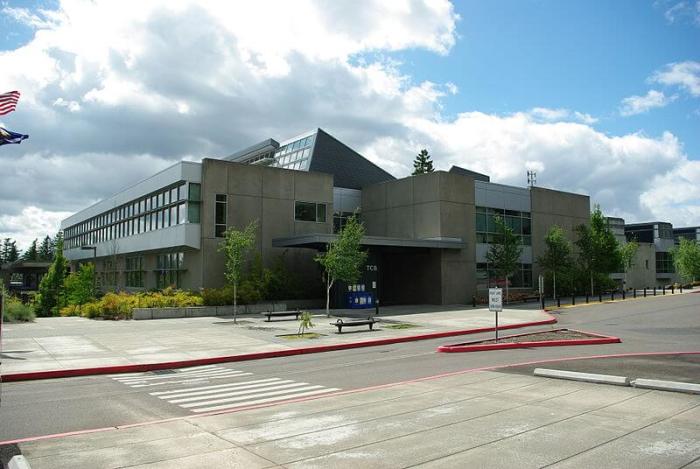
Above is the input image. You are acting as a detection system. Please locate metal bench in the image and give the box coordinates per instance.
[331,317,376,333]
[261,310,301,322]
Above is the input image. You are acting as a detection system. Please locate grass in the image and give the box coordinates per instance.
[276,333,325,340]
[383,323,419,330]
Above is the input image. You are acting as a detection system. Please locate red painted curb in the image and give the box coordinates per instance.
[436,328,621,353]
[1,314,557,382]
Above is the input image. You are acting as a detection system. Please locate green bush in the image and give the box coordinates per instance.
[3,296,35,322]
[59,289,203,320]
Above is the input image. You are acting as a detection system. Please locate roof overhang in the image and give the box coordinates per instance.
[272,234,465,250]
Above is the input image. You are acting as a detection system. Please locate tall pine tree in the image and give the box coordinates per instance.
[412,149,435,175]
[39,235,53,261]
[23,239,39,261]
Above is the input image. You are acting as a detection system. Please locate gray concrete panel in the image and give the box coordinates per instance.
[412,172,440,204]
[386,177,414,208]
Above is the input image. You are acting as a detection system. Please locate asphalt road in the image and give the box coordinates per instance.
[1,292,698,442]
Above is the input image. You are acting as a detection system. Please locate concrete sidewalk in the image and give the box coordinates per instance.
[17,368,700,468]
[1,306,552,375]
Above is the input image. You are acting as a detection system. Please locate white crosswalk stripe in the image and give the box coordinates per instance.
[110,365,340,413]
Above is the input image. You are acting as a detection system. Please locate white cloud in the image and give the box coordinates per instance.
[0,206,72,249]
[660,1,700,25]
[651,61,700,96]
[619,90,677,116]
[0,0,698,249]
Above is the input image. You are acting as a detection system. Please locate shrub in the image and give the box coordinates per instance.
[3,296,35,322]
[58,289,203,320]
[201,286,235,306]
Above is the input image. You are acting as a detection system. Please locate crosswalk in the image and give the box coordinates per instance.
[110,365,340,413]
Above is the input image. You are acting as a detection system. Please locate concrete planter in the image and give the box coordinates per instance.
[132,302,295,320]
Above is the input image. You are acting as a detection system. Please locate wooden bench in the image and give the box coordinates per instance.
[261,310,301,322]
[331,317,376,333]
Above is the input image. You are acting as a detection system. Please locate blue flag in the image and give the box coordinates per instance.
[0,126,29,146]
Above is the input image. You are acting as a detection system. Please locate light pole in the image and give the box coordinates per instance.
[81,246,97,294]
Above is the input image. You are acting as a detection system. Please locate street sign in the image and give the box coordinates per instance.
[488,288,502,312]
[489,287,502,343]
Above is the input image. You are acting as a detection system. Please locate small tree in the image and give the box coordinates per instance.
[36,235,68,316]
[672,238,700,282]
[315,215,367,317]
[574,206,621,295]
[537,225,572,299]
[619,239,639,290]
[218,220,258,323]
[486,216,523,304]
[22,239,39,261]
[298,310,315,336]
[412,149,435,175]
[65,263,96,306]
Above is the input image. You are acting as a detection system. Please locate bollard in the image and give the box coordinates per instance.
[541,296,545,310]
[585,294,589,303]
[671,285,674,294]
[644,288,647,297]
[472,296,476,308]
[572,295,576,305]
[611,291,615,301]
[662,286,666,295]
[598,292,603,303]
[680,284,683,293]
[622,290,626,300]
[633,289,636,298]
[557,297,561,308]
[653,287,656,296]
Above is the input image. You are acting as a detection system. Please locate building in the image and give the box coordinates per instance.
[674,226,700,244]
[61,128,590,306]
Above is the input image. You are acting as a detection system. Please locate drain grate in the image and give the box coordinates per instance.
[150,369,177,375]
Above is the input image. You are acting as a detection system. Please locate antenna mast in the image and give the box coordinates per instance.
[527,170,537,187]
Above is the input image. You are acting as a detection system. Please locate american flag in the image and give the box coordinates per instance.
[0,91,21,116]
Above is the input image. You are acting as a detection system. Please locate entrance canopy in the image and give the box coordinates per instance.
[272,234,465,250]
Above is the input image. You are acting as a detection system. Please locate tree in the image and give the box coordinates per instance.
[537,225,572,299]
[574,206,621,295]
[64,263,96,306]
[36,235,69,316]
[1,238,20,264]
[412,149,435,175]
[485,216,523,304]
[619,239,639,290]
[672,238,700,282]
[38,236,53,261]
[315,215,367,317]
[218,220,258,323]
[22,239,39,261]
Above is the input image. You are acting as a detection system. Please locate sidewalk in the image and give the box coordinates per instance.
[16,367,700,469]
[1,306,553,375]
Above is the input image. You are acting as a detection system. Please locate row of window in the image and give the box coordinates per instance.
[295,201,326,223]
[476,263,533,289]
[476,206,532,246]
[65,183,202,249]
[97,253,185,288]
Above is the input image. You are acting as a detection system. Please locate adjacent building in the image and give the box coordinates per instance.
[61,128,591,306]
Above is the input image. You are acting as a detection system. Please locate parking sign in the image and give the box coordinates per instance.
[489,288,502,312]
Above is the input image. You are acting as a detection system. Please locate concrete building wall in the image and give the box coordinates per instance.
[362,171,476,305]
[530,187,590,286]
[198,159,333,290]
[626,243,657,289]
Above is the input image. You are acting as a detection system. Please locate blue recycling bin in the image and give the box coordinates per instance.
[347,291,374,309]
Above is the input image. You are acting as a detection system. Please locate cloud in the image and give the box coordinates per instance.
[660,0,700,25]
[0,0,698,250]
[651,61,700,96]
[0,206,73,249]
[619,90,677,116]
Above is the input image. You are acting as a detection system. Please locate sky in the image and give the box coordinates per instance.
[0,0,699,250]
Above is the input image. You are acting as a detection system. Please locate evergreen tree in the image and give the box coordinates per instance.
[486,216,523,304]
[574,205,622,295]
[412,149,435,175]
[36,236,69,316]
[65,263,96,306]
[23,239,39,261]
[7,240,19,263]
[39,236,53,261]
[1,238,20,264]
[537,225,572,298]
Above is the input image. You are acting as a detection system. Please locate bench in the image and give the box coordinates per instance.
[261,310,301,322]
[331,317,376,333]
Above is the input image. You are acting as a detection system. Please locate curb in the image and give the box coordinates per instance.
[436,328,620,353]
[533,368,630,386]
[632,378,700,394]
[0,314,557,382]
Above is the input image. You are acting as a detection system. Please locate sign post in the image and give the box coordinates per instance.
[488,287,503,342]
[538,274,544,310]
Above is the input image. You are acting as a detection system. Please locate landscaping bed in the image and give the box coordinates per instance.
[437,328,621,353]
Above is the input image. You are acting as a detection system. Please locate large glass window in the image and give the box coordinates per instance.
[476,206,532,245]
[655,252,674,273]
[295,201,327,222]
[125,256,144,288]
[476,263,533,289]
[215,194,227,237]
[155,252,185,289]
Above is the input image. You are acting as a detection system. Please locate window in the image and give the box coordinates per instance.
[188,183,201,223]
[476,263,532,289]
[125,256,144,288]
[295,201,327,222]
[215,194,227,237]
[156,252,185,289]
[333,211,357,233]
[655,252,674,273]
[476,206,532,245]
